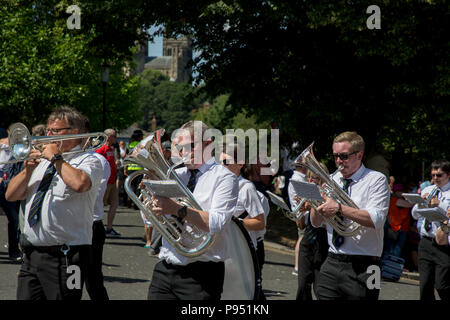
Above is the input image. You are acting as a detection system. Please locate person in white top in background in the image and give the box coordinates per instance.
[219,138,269,300]
[310,131,390,300]
[147,120,238,300]
[288,163,307,276]
[6,106,103,300]
[86,145,111,300]
[411,159,450,301]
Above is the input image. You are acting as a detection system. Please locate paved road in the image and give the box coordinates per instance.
[0,206,424,300]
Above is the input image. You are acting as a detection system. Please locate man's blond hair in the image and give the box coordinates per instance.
[333,131,365,153]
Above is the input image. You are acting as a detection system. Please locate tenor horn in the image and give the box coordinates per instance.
[0,122,108,164]
[124,129,216,258]
[292,142,361,237]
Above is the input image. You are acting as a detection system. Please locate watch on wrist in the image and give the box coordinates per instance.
[441,223,450,235]
[177,205,188,219]
[51,154,63,165]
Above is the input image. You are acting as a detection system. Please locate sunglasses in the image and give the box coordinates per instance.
[332,151,358,161]
[431,173,444,178]
[175,141,200,151]
[46,127,72,134]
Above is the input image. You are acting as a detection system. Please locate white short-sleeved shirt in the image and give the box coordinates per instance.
[288,170,306,209]
[412,181,450,238]
[158,157,239,265]
[91,152,111,222]
[234,176,266,248]
[23,146,103,246]
[313,164,390,257]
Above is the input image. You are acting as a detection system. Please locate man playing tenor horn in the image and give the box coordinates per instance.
[310,131,390,300]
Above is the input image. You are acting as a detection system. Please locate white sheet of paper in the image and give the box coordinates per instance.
[142,179,186,198]
[415,207,448,222]
[290,180,323,202]
[402,193,426,205]
[266,191,291,212]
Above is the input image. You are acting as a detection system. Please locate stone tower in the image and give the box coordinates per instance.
[162,37,192,82]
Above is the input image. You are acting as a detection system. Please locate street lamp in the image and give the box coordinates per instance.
[100,64,110,130]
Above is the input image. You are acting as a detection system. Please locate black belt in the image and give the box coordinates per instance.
[21,241,88,256]
[422,235,433,241]
[328,252,380,264]
[163,260,224,270]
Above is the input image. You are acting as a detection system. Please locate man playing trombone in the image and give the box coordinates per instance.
[309,131,390,300]
[6,106,103,300]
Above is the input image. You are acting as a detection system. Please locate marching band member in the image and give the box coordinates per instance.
[220,138,269,299]
[6,106,103,300]
[310,131,390,300]
[295,164,329,301]
[411,159,450,300]
[147,120,238,300]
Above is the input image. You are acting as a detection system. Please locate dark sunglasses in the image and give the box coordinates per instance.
[431,173,444,178]
[175,141,199,151]
[46,127,72,134]
[332,151,358,161]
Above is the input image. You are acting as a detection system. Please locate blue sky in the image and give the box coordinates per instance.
[148,35,163,57]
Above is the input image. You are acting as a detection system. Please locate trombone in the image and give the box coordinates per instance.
[0,122,108,164]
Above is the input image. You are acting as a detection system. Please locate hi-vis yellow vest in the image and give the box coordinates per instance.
[126,141,144,171]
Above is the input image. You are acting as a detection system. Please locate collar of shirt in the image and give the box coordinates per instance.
[439,180,450,193]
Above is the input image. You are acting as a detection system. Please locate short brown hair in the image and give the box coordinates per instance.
[47,106,87,133]
[333,131,365,153]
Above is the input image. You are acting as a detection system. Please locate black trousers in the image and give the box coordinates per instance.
[315,253,381,300]
[0,192,21,256]
[418,236,450,301]
[85,220,109,300]
[256,239,266,301]
[17,238,90,300]
[148,260,225,300]
[296,228,329,301]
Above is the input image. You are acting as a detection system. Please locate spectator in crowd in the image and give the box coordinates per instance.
[383,183,413,258]
[96,129,120,238]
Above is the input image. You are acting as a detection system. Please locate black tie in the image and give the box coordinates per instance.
[187,169,199,193]
[424,189,440,232]
[28,163,57,227]
[332,178,352,248]
[303,214,318,245]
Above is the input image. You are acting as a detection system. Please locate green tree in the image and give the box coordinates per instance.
[154,0,449,175]
[0,1,141,131]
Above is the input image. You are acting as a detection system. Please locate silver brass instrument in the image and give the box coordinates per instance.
[123,129,216,258]
[266,190,309,223]
[0,122,108,164]
[292,142,361,236]
[423,185,440,208]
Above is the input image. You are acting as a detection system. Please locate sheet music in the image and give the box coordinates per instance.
[142,179,186,198]
[402,193,426,205]
[415,207,448,223]
[266,191,291,212]
[289,180,323,202]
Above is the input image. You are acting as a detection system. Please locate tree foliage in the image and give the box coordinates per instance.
[0,1,142,131]
[153,0,449,175]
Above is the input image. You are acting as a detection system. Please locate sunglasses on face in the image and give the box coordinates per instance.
[176,141,201,152]
[431,173,445,178]
[46,127,72,134]
[332,151,358,161]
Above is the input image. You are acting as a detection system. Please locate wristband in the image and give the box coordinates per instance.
[50,154,63,165]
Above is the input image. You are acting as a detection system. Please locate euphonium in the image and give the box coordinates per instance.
[292,142,361,237]
[123,129,216,258]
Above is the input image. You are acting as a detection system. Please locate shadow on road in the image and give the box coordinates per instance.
[104,275,149,284]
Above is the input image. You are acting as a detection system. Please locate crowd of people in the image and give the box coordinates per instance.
[0,106,448,301]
